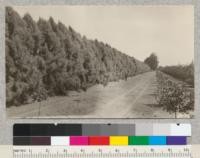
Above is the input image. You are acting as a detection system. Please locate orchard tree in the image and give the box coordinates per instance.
[156,71,194,118]
[144,53,158,70]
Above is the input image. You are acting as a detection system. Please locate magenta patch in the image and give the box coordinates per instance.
[70,136,89,145]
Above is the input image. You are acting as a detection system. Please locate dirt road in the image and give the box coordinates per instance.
[7,71,187,118]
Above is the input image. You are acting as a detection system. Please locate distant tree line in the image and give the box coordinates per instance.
[159,62,194,87]
[6,7,150,107]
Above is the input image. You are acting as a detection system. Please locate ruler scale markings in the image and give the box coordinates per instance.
[13,146,192,158]
[13,124,192,157]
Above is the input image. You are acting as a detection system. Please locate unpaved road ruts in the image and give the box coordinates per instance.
[7,71,190,118]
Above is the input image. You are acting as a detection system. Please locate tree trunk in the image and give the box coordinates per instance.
[175,110,177,119]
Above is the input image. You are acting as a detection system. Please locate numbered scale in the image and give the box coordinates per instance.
[13,146,192,158]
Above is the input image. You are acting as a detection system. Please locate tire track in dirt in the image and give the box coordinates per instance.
[7,71,182,118]
[93,73,154,118]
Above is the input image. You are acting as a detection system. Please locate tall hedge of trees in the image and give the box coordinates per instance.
[6,7,150,107]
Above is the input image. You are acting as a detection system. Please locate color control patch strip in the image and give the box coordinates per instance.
[13,124,191,146]
[14,136,187,146]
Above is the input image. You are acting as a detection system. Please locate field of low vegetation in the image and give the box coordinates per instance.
[159,63,194,87]
[6,7,150,107]
[156,71,194,118]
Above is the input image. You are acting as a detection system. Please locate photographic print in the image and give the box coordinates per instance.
[6,6,194,118]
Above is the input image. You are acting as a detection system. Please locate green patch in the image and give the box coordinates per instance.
[128,136,149,145]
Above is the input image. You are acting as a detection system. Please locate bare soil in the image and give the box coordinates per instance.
[7,71,192,118]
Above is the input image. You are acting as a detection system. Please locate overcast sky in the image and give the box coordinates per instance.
[13,5,194,66]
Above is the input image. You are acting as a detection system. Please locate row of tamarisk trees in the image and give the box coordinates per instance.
[6,7,150,107]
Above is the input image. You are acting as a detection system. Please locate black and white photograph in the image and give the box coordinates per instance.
[6,6,194,118]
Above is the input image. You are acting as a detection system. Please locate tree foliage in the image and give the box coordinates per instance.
[144,53,158,70]
[156,71,194,118]
[6,7,150,107]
